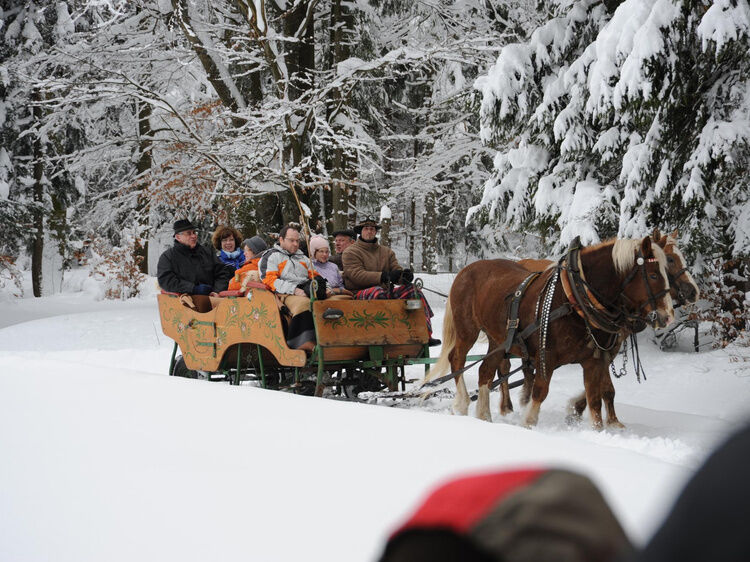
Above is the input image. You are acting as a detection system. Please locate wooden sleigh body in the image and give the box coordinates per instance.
[157,282,432,397]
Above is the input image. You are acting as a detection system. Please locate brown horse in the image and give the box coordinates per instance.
[423,237,674,429]
[552,230,699,426]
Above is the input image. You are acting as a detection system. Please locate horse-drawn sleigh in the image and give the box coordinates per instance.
[158,231,698,429]
[158,279,438,398]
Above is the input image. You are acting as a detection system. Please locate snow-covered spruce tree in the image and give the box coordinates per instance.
[472,0,750,262]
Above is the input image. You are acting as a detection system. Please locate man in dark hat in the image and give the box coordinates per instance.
[329,228,356,270]
[342,217,439,345]
[157,219,234,296]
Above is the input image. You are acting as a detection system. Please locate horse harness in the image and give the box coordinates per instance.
[502,237,666,380]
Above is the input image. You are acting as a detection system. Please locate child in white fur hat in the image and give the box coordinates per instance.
[309,235,351,296]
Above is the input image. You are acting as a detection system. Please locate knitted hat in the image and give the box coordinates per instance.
[173,219,197,234]
[379,468,633,562]
[243,236,268,256]
[308,235,329,258]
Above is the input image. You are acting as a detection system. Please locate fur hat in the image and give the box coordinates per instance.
[173,219,197,234]
[308,235,330,259]
[243,236,268,256]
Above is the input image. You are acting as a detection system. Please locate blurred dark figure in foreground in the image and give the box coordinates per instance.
[379,468,633,562]
[380,421,750,562]
[636,422,750,562]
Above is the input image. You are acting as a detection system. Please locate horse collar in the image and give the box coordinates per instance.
[560,245,626,334]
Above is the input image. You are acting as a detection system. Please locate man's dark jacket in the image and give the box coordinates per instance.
[157,241,233,294]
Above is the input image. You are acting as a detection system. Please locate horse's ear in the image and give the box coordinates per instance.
[640,235,653,256]
[651,228,661,241]
[670,228,679,239]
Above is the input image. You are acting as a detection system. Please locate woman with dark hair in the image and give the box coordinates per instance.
[211,225,245,269]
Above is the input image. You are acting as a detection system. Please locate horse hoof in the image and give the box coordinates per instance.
[607,420,626,430]
[565,413,581,426]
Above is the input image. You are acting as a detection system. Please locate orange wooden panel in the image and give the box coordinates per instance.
[383,344,425,359]
[321,346,368,362]
[312,299,429,347]
[158,289,306,371]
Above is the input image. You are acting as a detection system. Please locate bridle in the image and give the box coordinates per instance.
[560,237,668,336]
[618,251,670,321]
[663,242,692,304]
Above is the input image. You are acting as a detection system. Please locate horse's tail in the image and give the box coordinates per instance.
[422,299,457,385]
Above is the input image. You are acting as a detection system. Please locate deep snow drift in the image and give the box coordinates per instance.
[1,273,749,562]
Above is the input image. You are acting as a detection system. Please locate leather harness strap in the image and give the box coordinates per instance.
[502,272,541,354]
[560,239,627,334]
[560,260,583,316]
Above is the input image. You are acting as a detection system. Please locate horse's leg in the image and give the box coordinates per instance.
[449,344,473,416]
[498,357,513,416]
[453,373,471,416]
[582,359,605,430]
[566,390,587,423]
[475,346,506,422]
[519,362,534,407]
[522,367,551,428]
[601,371,625,429]
[476,384,491,422]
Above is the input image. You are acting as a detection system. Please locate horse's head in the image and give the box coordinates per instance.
[613,237,674,329]
[651,229,699,306]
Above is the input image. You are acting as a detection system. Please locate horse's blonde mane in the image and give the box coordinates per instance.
[611,238,668,280]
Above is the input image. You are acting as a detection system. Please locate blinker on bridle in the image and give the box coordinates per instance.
[620,251,668,317]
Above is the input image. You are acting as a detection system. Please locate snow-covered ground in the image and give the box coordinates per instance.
[1,271,749,562]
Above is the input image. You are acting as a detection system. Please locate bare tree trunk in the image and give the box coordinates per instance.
[31,90,44,298]
[284,0,315,101]
[329,0,354,232]
[172,0,247,127]
[423,192,438,273]
[381,215,391,248]
[282,0,317,227]
[135,100,152,274]
[408,198,416,269]
[240,193,283,237]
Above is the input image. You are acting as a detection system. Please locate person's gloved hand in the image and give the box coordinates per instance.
[193,284,212,295]
[389,270,403,283]
[380,270,390,283]
[399,269,414,284]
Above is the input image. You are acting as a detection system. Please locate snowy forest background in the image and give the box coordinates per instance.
[1,0,749,341]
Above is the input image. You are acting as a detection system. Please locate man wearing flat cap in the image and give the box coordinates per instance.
[329,228,356,270]
[157,219,234,296]
[343,217,439,344]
